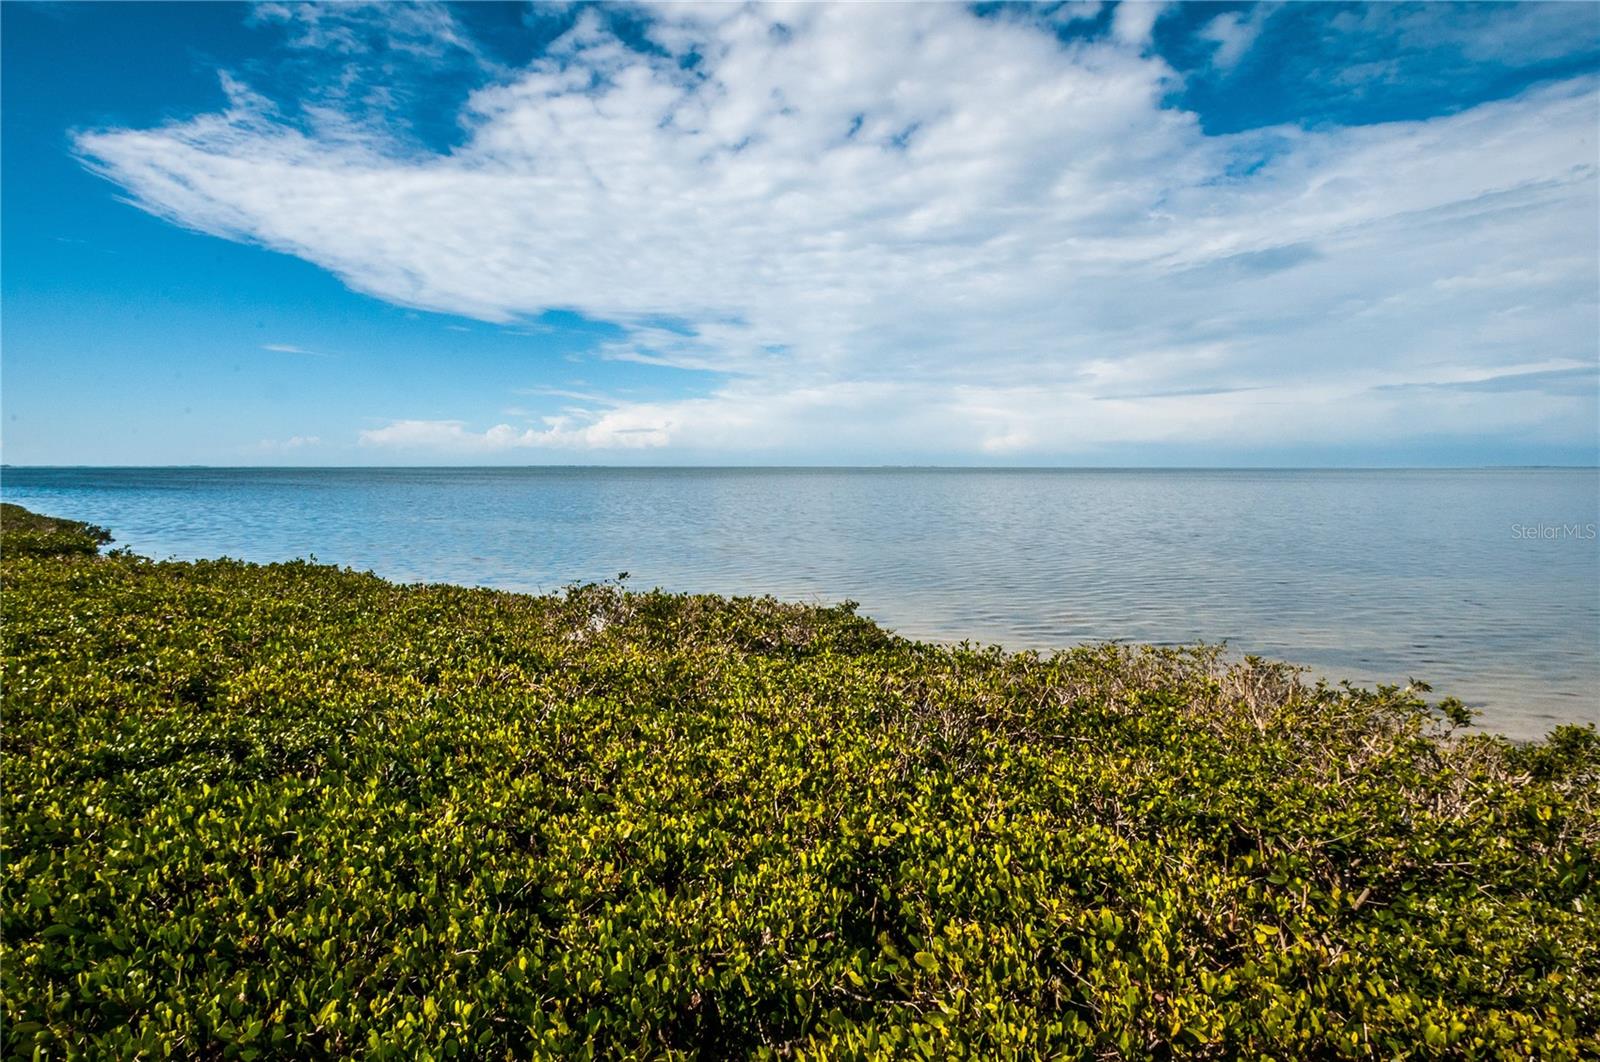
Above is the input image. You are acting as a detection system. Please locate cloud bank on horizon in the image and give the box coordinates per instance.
[72,1,1599,462]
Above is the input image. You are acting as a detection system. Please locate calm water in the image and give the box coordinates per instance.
[4,467,1596,740]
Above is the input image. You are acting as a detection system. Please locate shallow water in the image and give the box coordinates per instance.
[4,466,1596,740]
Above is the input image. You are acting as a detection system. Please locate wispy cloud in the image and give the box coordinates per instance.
[1111,1,1172,49]
[261,342,334,357]
[1200,4,1278,72]
[255,433,322,452]
[76,3,1598,461]
[514,386,619,405]
[1372,363,1599,397]
[359,414,669,452]
[250,1,484,60]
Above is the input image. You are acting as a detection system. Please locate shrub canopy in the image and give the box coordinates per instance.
[2,505,1595,1058]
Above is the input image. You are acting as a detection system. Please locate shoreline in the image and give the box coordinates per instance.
[5,491,1593,743]
[4,504,1596,1055]
[5,465,1594,743]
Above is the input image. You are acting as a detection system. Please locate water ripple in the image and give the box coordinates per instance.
[4,467,1596,740]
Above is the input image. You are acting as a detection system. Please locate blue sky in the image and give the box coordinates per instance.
[3,1,1597,466]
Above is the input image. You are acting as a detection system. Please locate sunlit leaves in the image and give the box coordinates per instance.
[2,506,1596,1058]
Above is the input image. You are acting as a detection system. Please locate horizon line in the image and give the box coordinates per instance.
[5,463,1599,473]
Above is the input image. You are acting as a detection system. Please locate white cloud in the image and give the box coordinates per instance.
[256,434,321,452]
[262,342,334,357]
[1200,5,1276,72]
[75,3,1599,460]
[249,1,484,60]
[1049,2,1105,28]
[1111,1,1172,49]
[359,413,670,451]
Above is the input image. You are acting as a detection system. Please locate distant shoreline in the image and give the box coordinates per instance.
[7,463,1600,471]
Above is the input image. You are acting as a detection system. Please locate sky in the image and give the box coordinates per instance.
[2,1,1597,467]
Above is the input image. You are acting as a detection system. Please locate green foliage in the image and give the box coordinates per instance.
[0,503,112,557]
[2,504,1595,1059]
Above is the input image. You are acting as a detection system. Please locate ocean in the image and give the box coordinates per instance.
[4,466,1596,740]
